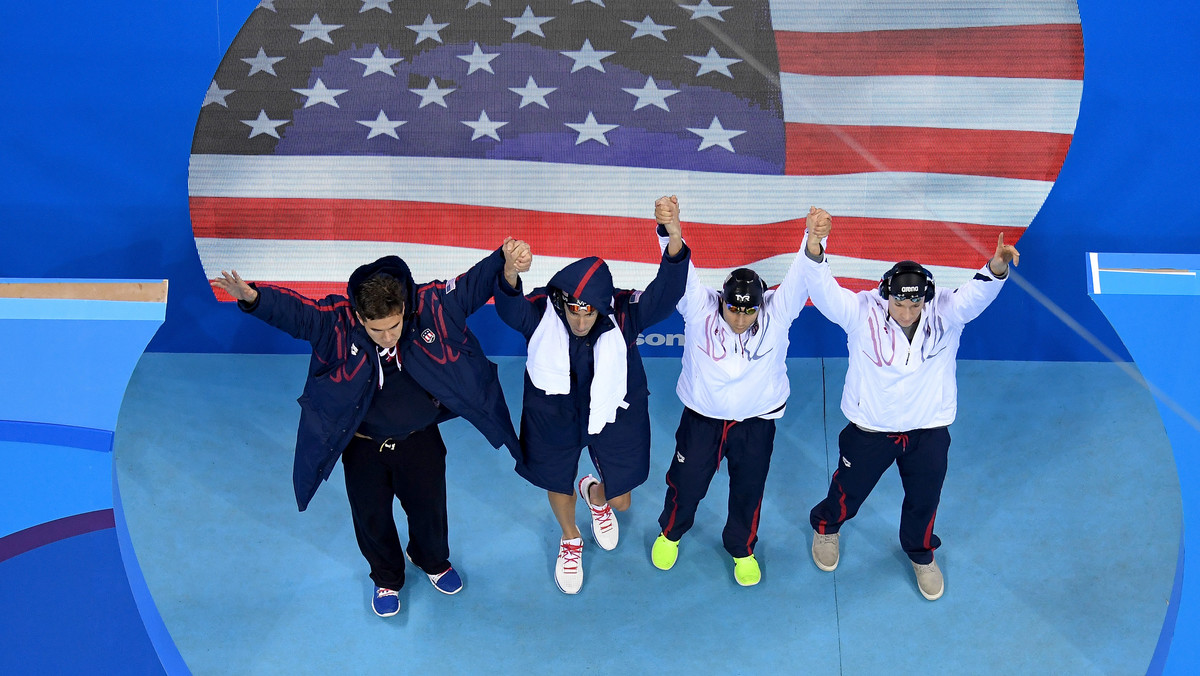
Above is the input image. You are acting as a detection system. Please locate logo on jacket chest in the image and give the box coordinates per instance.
[421,328,437,344]
[350,343,359,356]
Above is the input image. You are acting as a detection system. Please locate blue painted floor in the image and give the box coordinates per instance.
[114,355,1179,675]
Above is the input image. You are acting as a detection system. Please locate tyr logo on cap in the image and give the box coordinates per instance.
[421,329,436,343]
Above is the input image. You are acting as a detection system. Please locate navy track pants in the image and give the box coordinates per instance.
[658,407,776,558]
[809,423,950,565]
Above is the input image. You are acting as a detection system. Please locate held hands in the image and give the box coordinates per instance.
[655,195,684,256]
[805,206,832,256]
[989,233,1020,277]
[502,236,532,287]
[212,270,258,303]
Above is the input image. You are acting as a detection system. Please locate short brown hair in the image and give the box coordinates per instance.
[355,273,406,321]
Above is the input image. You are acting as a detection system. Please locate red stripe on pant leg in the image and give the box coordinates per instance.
[817,468,848,533]
[924,509,938,550]
[662,470,681,537]
[745,497,763,555]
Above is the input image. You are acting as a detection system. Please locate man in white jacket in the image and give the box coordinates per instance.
[650,196,830,586]
[801,213,1019,601]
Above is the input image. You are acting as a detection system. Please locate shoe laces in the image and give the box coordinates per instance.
[816,532,838,545]
[589,502,616,533]
[559,540,583,570]
[376,587,399,599]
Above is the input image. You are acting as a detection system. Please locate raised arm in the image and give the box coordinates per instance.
[441,243,512,318]
[493,242,543,339]
[502,236,532,289]
[655,195,709,316]
[769,207,829,321]
[800,209,862,331]
[656,195,684,258]
[213,270,341,349]
[942,233,1019,324]
[635,203,691,328]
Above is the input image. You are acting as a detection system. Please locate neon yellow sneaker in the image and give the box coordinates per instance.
[733,555,761,586]
[651,533,679,570]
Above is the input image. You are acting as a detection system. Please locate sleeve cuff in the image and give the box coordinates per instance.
[237,284,261,312]
[664,241,689,264]
[497,274,523,296]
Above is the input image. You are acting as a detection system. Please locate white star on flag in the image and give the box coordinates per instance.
[561,39,614,73]
[241,47,285,77]
[565,112,618,145]
[622,76,679,111]
[509,76,556,109]
[407,15,450,44]
[688,116,745,151]
[622,16,675,41]
[462,111,508,141]
[458,44,500,74]
[680,0,731,21]
[465,0,491,8]
[359,0,393,13]
[505,6,554,39]
[240,110,289,138]
[291,15,343,44]
[292,79,349,108]
[357,111,407,139]
[351,47,403,76]
[203,81,234,107]
[410,78,456,108]
[685,47,741,77]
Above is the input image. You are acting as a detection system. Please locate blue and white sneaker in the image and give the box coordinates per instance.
[372,586,400,617]
[428,565,463,595]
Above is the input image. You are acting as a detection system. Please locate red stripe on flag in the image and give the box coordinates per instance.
[191,198,1015,270]
[775,24,1083,79]
[784,123,1073,181]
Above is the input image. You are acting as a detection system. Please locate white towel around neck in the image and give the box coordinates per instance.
[527,303,628,434]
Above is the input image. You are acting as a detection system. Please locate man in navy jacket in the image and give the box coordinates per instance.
[493,214,688,594]
[212,239,526,617]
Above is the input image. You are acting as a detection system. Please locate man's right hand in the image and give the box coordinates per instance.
[502,237,532,287]
[212,270,258,303]
[806,206,832,256]
[655,195,680,231]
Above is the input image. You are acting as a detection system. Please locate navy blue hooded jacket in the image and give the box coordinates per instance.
[494,240,689,454]
[241,248,519,511]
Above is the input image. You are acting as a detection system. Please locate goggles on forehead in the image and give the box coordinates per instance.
[565,300,595,315]
[725,303,759,316]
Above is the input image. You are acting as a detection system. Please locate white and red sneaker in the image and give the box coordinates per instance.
[577,474,619,551]
[555,537,584,594]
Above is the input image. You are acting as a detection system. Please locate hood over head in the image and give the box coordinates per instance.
[547,257,615,314]
[347,255,417,320]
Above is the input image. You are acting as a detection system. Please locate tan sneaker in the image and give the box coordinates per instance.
[912,559,944,601]
[811,530,839,572]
